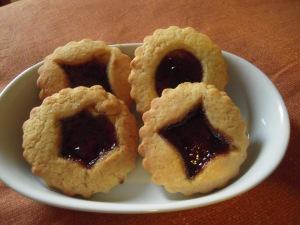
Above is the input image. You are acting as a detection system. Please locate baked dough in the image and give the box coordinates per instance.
[139,82,248,195]
[129,26,228,113]
[22,86,138,197]
[37,39,132,106]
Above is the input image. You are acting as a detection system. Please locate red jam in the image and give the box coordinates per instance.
[61,59,111,91]
[155,49,202,96]
[60,111,117,168]
[159,105,230,178]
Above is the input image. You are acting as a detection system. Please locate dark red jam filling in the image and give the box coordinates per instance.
[60,111,117,168]
[155,49,203,96]
[61,59,111,92]
[159,105,230,178]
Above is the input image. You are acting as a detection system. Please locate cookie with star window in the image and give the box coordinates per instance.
[139,82,248,195]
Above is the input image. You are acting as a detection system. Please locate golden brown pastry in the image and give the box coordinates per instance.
[37,39,132,106]
[22,86,138,197]
[139,82,248,195]
[129,26,228,113]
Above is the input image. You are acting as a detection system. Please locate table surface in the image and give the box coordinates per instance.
[0,0,299,224]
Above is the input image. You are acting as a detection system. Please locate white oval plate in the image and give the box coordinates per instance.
[0,43,290,213]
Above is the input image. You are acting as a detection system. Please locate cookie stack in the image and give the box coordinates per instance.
[130,27,249,195]
[23,40,138,197]
[22,26,248,198]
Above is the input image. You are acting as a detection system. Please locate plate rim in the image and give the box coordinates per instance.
[0,45,290,214]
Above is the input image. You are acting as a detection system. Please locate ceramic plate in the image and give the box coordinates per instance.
[0,43,290,213]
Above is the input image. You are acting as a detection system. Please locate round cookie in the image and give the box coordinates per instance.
[37,39,132,106]
[22,86,138,197]
[139,82,248,195]
[129,26,228,113]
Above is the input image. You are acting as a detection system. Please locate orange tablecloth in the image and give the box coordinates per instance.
[0,0,299,224]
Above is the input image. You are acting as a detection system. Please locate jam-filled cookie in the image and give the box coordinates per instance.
[129,26,228,113]
[22,86,138,197]
[139,82,248,195]
[37,39,132,106]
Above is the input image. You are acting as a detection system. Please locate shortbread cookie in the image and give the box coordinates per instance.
[129,26,228,113]
[139,82,248,195]
[37,39,132,106]
[22,86,138,197]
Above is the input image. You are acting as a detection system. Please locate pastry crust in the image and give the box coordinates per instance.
[129,26,228,113]
[37,39,132,106]
[22,86,138,197]
[139,82,248,195]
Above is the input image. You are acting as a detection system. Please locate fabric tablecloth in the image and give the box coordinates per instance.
[0,0,299,224]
